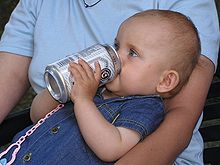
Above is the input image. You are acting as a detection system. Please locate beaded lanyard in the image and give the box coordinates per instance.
[0,104,64,165]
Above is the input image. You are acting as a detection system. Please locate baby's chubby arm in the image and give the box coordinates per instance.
[30,89,60,123]
[69,60,141,162]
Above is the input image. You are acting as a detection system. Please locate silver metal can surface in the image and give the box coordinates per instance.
[44,44,121,103]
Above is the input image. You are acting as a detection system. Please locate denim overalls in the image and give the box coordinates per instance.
[3,90,164,165]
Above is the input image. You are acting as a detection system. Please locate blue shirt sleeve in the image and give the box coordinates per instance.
[0,0,43,57]
[113,96,165,141]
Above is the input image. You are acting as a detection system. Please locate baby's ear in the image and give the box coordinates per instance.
[156,70,179,94]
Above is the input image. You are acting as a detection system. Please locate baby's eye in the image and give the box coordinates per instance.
[129,49,138,57]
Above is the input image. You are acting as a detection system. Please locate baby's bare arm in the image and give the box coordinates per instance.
[74,99,140,162]
[70,60,141,161]
[30,89,59,123]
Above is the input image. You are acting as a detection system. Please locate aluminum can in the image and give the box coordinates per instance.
[44,44,121,103]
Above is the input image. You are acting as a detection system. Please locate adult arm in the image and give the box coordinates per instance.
[116,55,214,165]
[0,52,31,123]
[0,0,41,123]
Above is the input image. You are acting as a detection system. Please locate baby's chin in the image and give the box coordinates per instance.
[105,82,115,91]
[105,80,118,93]
[105,76,122,92]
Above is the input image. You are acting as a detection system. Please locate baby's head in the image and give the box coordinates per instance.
[113,10,200,98]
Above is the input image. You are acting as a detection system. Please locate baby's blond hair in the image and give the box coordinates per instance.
[132,10,201,98]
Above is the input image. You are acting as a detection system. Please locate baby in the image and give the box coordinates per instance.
[3,9,200,164]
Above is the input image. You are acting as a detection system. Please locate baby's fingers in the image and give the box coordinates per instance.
[78,59,94,77]
[69,62,83,80]
[94,61,101,82]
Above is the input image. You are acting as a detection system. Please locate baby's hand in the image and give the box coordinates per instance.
[69,59,101,103]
